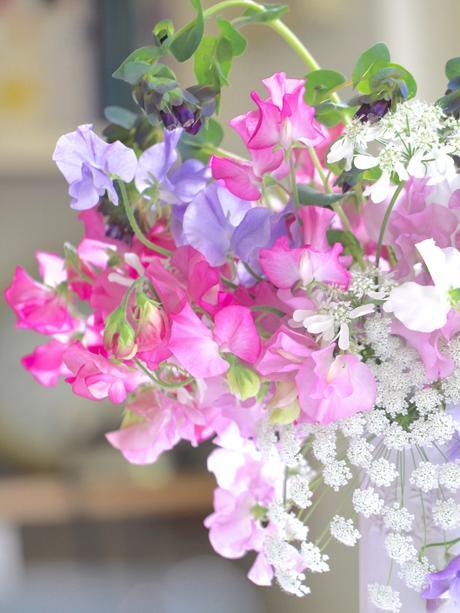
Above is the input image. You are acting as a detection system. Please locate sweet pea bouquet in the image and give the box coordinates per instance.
[7,1,460,611]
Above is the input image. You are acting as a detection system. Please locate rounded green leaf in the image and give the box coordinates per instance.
[304,69,346,105]
[352,43,390,87]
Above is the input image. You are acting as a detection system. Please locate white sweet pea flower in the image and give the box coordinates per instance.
[327,120,380,171]
[383,239,460,332]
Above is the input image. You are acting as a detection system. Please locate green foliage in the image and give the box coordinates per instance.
[112,46,166,84]
[327,229,364,264]
[269,400,300,425]
[104,106,138,130]
[298,185,345,207]
[226,355,261,401]
[304,69,346,105]
[352,43,390,88]
[170,0,204,62]
[370,63,417,99]
[315,101,356,127]
[194,19,247,91]
[237,3,288,26]
[446,57,460,81]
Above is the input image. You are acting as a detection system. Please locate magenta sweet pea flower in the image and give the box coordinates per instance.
[248,72,325,151]
[422,554,460,605]
[63,342,145,404]
[295,344,376,425]
[211,72,325,200]
[5,253,77,335]
[260,236,350,289]
[53,124,137,210]
[22,340,71,387]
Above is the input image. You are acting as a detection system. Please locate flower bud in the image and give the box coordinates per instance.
[172,103,195,128]
[103,307,137,360]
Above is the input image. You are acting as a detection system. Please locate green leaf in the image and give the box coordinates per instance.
[352,42,390,87]
[315,101,357,127]
[298,185,344,207]
[226,356,261,400]
[327,229,364,263]
[237,3,288,26]
[104,106,138,130]
[446,57,460,81]
[170,0,204,62]
[217,17,247,56]
[194,36,218,86]
[304,69,346,105]
[370,63,417,100]
[269,400,300,425]
[112,46,165,84]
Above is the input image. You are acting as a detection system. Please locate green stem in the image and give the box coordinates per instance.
[118,180,172,257]
[134,358,194,389]
[201,1,344,104]
[420,536,460,559]
[375,182,405,267]
[243,261,264,283]
[289,154,300,213]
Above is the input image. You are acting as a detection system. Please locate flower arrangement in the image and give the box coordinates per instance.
[6,1,460,610]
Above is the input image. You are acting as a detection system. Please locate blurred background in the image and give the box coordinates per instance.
[0,1,459,611]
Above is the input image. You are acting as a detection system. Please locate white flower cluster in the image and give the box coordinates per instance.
[328,100,460,202]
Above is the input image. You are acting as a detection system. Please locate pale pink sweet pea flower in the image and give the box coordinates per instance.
[260,236,350,289]
[384,239,460,332]
[63,342,145,404]
[297,206,336,252]
[5,253,77,335]
[257,326,317,379]
[295,344,376,425]
[106,388,213,464]
[204,425,282,560]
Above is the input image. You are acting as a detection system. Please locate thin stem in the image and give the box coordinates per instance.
[118,180,172,257]
[134,358,194,389]
[375,182,405,267]
[420,536,460,559]
[289,154,300,213]
[243,261,264,283]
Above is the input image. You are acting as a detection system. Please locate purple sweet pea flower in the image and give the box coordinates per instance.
[135,128,210,206]
[182,184,252,266]
[179,181,293,273]
[53,124,137,211]
[422,554,460,605]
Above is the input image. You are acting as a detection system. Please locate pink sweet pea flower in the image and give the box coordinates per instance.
[5,253,77,335]
[106,388,210,464]
[213,305,261,364]
[211,72,325,200]
[297,206,336,252]
[260,237,350,289]
[22,339,71,387]
[169,304,261,378]
[63,342,145,404]
[295,344,376,425]
[257,326,317,379]
[248,73,325,151]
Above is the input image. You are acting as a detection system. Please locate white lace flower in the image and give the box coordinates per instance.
[301,542,330,573]
[384,533,417,565]
[330,515,361,547]
[352,487,385,518]
[368,583,401,612]
[433,498,460,530]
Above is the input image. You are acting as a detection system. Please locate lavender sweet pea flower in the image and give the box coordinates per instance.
[53,124,137,210]
[135,128,210,205]
[182,184,252,266]
[422,554,460,605]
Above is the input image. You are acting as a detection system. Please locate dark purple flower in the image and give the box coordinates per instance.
[355,99,391,123]
[53,124,137,211]
[159,110,178,130]
[422,554,460,605]
[173,103,195,128]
